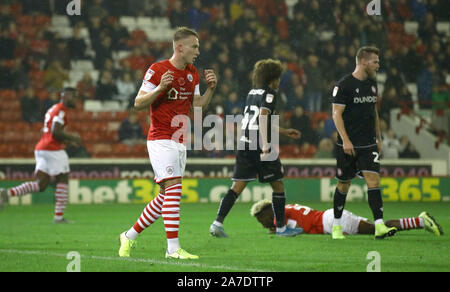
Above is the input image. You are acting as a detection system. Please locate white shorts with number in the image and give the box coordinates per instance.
[147,140,186,184]
[322,209,368,235]
[34,150,70,176]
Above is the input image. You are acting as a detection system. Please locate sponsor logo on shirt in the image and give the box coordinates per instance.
[145,69,155,81]
[353,96,377,103]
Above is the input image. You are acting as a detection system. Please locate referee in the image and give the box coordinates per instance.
[331,46,397,239]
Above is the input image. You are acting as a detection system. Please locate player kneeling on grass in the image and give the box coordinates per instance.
[209,59,303,238]
[0,88,81,223]
[251,200,444,237]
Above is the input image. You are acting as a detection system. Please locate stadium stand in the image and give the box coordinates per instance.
[0,0,448,159]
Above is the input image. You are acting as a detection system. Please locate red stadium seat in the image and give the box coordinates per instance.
[0,111,21,121]
[111,143,132,157]
[0,90,17,100]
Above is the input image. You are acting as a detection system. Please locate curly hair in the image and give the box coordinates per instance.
[251,59,283,88]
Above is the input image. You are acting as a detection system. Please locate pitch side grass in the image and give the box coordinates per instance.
[0,202,449,272]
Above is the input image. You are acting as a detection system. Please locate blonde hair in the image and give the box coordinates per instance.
[173,26,198,42]
[250,199,272,217]
[355,46,379,65]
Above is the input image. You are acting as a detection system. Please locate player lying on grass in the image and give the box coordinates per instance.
[251,200,443,237]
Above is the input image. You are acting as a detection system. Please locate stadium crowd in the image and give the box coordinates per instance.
[0,0,449,159]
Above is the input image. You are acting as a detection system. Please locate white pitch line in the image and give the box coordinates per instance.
[0,249,271,272]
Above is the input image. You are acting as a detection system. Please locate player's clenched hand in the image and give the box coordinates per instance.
[204,69,217,89]
[343,139,355,156]
[159,70,174,90]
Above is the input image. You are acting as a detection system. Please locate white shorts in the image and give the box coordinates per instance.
[147,140,186,184]
[34,150,70,176]
[322,209,368,235]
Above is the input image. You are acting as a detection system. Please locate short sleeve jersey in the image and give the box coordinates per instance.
[240,87,278,151]
[139,59,200,143]
[282,204,325,234]
[332,74,378,147]
[35,102,68,151]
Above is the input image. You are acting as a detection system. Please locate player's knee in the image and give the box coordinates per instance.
[337,181,351,193]
[37,180,49,192]
[270,180,284,193]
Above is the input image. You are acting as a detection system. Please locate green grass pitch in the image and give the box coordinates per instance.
[0,201,449,272]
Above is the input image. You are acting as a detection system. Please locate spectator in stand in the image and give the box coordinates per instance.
[225,91,243,115]
[0,24,15,60]
[315,138,334,159]
[304,54,323,113]
[0,6,14,28]
[397,85,413,111]
[44,60,69,91]
[118,111,146,146]
[67,26,87,60]
[169,0,187,28]
[20,87,42,123]
[187,0,210,31]
[29,30,49,60]
[384,67,405,93]
[77,72,96,100]
[114,72,136,105]
[48,39,71,69]
[286,84,307,111]
[107,19,129,51]
[10,58,30,90]
[41,90,59,118]
[417,62,435,109]
[399,135,420,159]
[0,60,13,89]
[382,129,401,159]
[96,71,117,101]
[380,86,399,122]
[124,46,154,72]
[86,0,108,19]
[290,105,315,146]
[418,12,438,45]
[93,35,113,70]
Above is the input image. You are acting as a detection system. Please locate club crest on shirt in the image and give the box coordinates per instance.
[266,94,274,103]
[371,86,376,94]
[187,73,193,82]
[166,166,174,175]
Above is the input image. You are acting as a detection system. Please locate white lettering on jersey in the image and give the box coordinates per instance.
[249,89,265,95]
[353,96,377,103]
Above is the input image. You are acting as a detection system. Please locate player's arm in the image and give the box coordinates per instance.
[52,122,82,146]
[134,70,174,111]
[193,69,217,109]
[332,103,355,156]
[278,127,301,139]
[374,108,382,154]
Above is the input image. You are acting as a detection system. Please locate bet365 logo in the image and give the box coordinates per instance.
[366,0,381,16]
[66,0,81,16]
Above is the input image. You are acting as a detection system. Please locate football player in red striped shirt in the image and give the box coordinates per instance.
[118,27,217,260]
[251,200,443,236]
[0,88,81,223]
